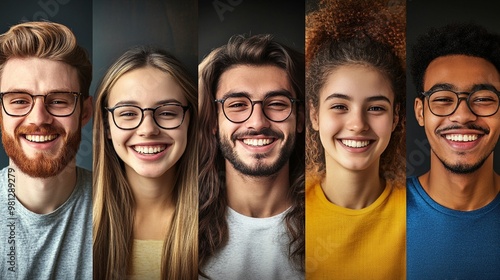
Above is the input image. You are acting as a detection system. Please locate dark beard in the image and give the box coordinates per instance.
[2,123,81,178]
[433,148,492,174]
[218,127,295,177]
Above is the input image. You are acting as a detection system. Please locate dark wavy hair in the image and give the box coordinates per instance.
[410,22,500,95]
[198,34,305,274]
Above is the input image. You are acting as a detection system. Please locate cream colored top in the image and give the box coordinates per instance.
[128,239,163,280]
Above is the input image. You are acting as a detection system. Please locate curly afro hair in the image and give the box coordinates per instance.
[410,22,500,95]
[305,0,406,184]
[306,0,406,65]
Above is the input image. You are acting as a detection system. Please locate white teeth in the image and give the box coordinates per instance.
[341,139,370,148]
[133,145,166,154]
[25,134,57,143]
[243,138,273,147]
[445,134,478,142]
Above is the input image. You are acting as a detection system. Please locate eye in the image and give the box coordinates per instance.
[472,96,496,103]
[119,111,138,117]
[225,98,250,112]
[368,106,387,112]
[330,104,348,111]
[157,110,180,119]
[266,101,289,110]
[228,102,247,108]
[47,99,69,105]
[115,108,140,119]
[432,97,454,103]
[10,99,30,105]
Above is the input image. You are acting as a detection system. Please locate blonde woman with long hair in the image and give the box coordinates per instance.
[93,46,197,279]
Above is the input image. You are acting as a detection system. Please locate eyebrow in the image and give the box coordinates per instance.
[220,90,293,100]
[324,93,351,102]
[427,83,499,92]
[2,88,76,94]
[112,98,183,107]
[324,93,392,104]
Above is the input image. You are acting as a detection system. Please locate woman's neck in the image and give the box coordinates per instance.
[322,160,384,209]
[126,166,177,240]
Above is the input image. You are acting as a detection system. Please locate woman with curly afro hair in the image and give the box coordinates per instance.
[305,0,406,279]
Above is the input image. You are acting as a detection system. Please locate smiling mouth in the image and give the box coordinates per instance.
[133,145,167,154]
[445,134,479,142]
[25,134,58,143]
[242,138,275,147]
[341,139,371,148]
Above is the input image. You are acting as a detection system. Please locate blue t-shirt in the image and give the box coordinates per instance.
[407,176,500,279]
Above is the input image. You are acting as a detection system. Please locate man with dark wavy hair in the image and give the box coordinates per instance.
[408,22,500,279]
[198,34,305,279]
[0,22,92,279]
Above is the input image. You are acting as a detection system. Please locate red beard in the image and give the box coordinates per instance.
[1,123,81,178]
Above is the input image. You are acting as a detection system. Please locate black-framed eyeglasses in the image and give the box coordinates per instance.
[0,91,81,117]
[421,86,500,117]
[214,94,300,123]
[106,104,189,130]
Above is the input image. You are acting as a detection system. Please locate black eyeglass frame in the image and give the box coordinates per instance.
[214,95,301,123]
[105,103,190,130]
[421,86,500,117]
[0,91,82,117]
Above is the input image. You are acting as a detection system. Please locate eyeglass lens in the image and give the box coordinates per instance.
[222,95,293,123]
[1,92,78,117]
[428,90,499,116]
[111,104,186,129]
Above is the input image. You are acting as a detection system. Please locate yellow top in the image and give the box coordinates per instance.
[128,239,163,280]
[305,180,406,279]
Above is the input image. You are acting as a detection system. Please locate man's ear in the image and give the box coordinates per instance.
[309,102,319,131]
[414,97,425,127]
[81,96,93,126]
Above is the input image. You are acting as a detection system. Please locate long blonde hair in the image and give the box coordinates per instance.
[93,46,198,279]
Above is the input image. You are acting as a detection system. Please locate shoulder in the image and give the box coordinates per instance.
[0,166,10,181]
[305,176,320,197]
[76,167,92,195]
[76,167,92,183]
[406,176,421,188]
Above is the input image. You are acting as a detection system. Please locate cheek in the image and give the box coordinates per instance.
[108,127,127,149]
[175,125,189,151]
[217,118,238,137]
[1,117,19,136]
[371,115,395,138]
[317,111,342,137]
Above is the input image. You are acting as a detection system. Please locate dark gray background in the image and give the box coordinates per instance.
[0,0,197,171]
[406,0,500,176]
[198,0,305,62]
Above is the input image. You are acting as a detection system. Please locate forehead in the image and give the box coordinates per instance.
[216,65,293,99]
[1,57,79,92]
[424,55,500,91]
[321,64,393,100]
[107,66,186,106]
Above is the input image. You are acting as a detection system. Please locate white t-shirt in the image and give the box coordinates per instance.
[201,207,304,280]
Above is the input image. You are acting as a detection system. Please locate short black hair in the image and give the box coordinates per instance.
[410,22,500,95]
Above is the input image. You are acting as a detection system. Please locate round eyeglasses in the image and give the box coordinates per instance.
[106,104,189,130]
[214,94,300,123]
[422,87,500,117]
[0,91,81,117]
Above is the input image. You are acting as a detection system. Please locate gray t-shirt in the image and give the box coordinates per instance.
[201,207,304,280]
[0,166,92,279]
